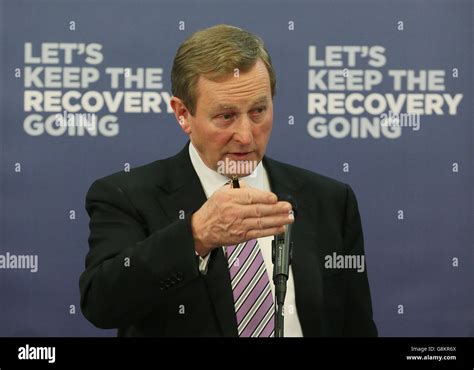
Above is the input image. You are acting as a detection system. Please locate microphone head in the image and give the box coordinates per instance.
[277,194,298,216]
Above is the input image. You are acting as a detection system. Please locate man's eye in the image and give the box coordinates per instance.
[252,107,266,115]
[218,113,235,121]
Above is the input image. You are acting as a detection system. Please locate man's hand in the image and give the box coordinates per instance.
[191,181,294,257]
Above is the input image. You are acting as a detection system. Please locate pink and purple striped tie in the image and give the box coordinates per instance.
[226,239,275,337]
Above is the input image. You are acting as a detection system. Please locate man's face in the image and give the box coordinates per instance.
[171,59,273,177]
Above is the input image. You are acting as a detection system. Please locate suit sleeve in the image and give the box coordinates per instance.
[79,178,200,329]
[341,184,378,336]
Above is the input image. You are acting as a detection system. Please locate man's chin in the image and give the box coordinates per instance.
[217,156,260,178]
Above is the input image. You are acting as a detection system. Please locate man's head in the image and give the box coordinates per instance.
[170,24,276,177]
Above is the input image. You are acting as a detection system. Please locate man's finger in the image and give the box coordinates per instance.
[233,188,277,205]
[243,213,294,230]
[245,225,286,240]
[238,201,292,218]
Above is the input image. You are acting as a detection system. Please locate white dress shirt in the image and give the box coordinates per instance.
[188,142,303,337]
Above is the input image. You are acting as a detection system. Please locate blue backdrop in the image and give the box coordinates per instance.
[0,0,472,336]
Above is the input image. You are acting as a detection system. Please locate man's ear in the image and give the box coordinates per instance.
[170,96,192,134]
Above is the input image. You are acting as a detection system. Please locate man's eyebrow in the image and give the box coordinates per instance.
[212,96,269,111]
[250,96,269,106]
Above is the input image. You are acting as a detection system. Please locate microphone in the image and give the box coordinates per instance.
[272,194,297,337]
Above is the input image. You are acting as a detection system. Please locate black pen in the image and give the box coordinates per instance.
[231,176,240,189]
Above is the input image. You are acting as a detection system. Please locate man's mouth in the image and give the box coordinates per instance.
[227,152,254,159]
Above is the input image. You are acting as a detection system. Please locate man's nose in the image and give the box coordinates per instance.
[233,116,253,145]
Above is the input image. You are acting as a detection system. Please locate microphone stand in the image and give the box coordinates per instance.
[272,232,293,338]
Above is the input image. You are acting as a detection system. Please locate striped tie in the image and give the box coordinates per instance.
[226,239,275,337]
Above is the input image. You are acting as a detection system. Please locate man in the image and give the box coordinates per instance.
[79,24,377,337]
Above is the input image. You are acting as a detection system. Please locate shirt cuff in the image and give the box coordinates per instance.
[195,250,211,274]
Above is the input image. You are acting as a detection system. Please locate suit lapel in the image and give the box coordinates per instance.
[263,157,324,336]
[202,248,239,336]
[153,143,207,221]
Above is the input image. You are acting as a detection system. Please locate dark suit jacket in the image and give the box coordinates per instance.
[79,142,377,337]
